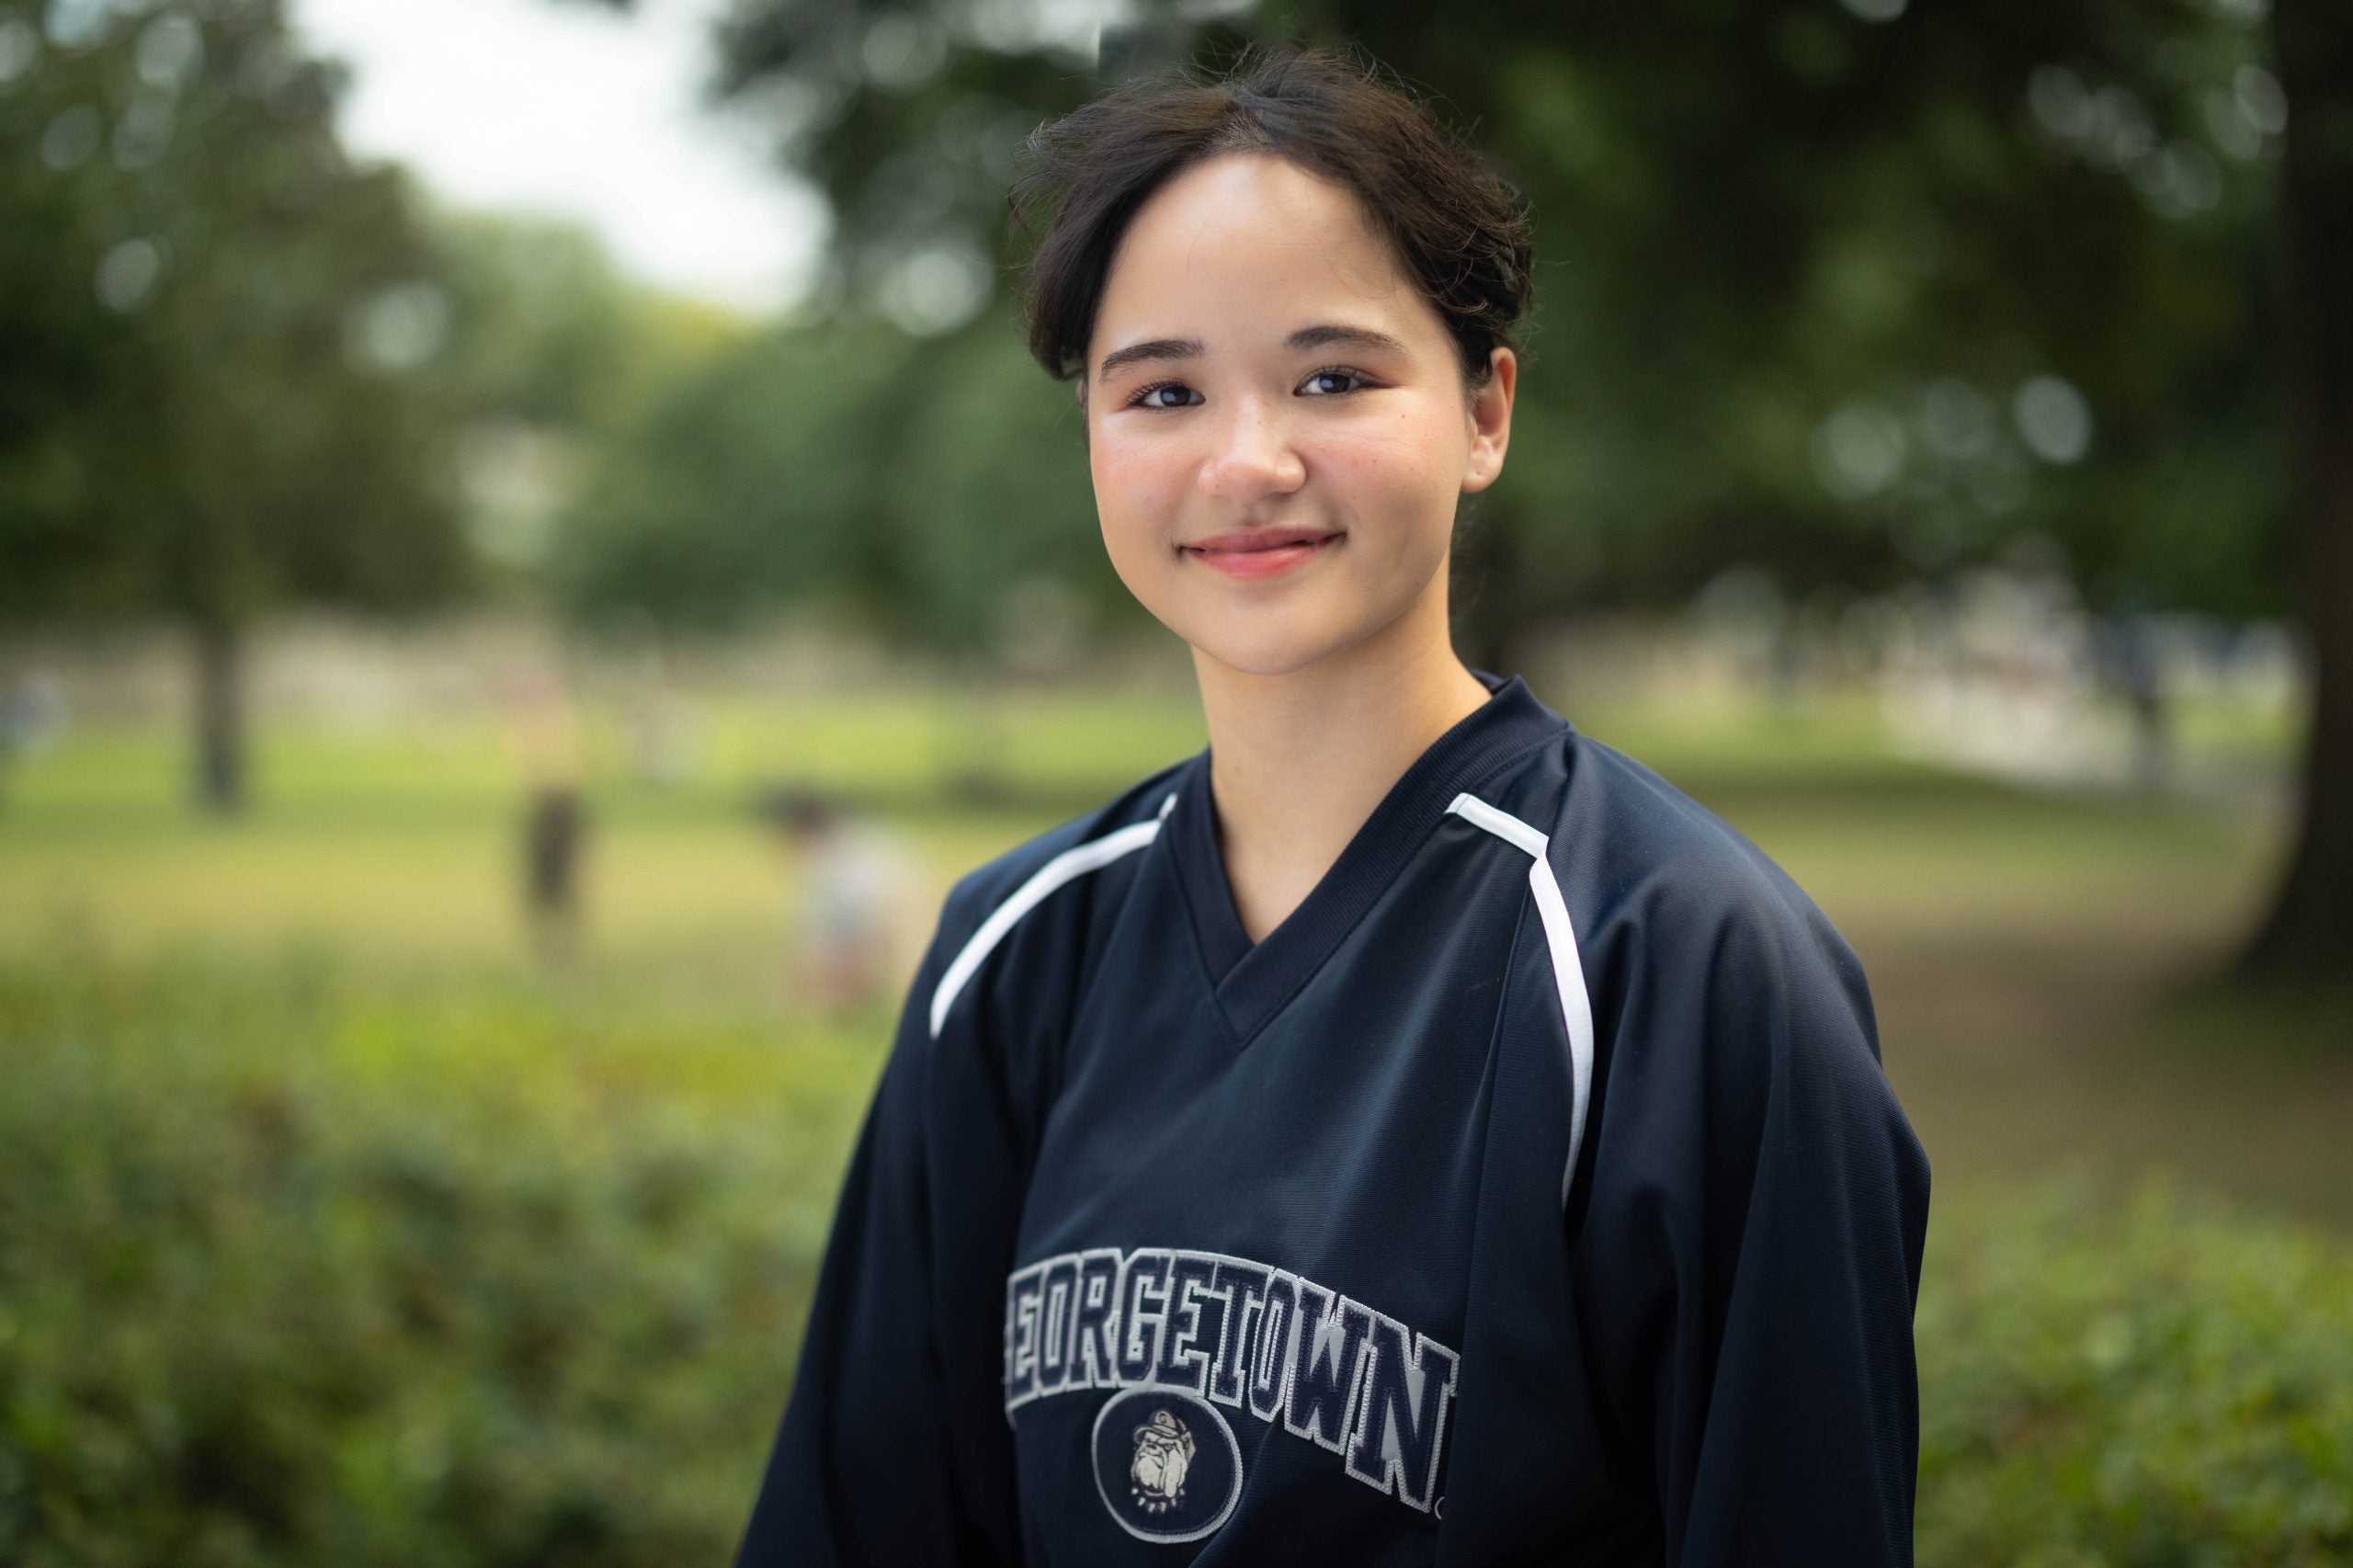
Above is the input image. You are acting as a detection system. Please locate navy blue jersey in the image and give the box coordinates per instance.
[739,672,1931,1566]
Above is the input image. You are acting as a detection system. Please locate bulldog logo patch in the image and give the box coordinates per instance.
[1128,1407,1194,1514]
[1090,1388,1241,1543]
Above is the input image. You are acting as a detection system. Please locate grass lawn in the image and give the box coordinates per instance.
[0,682,2343,1224]
[3,681,2339,1225]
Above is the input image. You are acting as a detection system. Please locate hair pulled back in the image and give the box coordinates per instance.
[1008,44,1534,391]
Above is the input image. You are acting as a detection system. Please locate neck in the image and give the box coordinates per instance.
[1191,574,1493,941]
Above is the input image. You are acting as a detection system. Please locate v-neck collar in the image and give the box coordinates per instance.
[1163,669,1568,1045]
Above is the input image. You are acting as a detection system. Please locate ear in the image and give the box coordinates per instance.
[1461,347,1517,494]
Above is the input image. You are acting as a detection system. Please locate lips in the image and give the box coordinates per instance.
[1178,528,1344,581]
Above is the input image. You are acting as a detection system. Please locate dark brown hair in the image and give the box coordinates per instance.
[1007,44,1534,393]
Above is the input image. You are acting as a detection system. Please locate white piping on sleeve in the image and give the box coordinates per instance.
[928,792,1176,1039]
[1445,791,1597,1208]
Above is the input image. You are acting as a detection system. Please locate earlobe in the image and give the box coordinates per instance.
[1461,347,1516,494]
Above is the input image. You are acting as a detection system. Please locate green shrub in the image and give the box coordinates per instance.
[1917,1183,2353,1567]
[0,949,879,1568]
[1,949,2347,1564]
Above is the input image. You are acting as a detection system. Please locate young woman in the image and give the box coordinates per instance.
[739,44,1929,1568]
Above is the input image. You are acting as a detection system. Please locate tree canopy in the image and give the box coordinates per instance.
[563,0,2284,651]
[0,0,473,632]
[553,315,1118,653]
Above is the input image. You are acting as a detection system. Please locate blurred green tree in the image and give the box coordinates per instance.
[0,0,468,814]
[612,0,2282,629]
[438,212,650,434]
[571,0,2346,977]
[552,313,1119,653]
[435,209,742,589]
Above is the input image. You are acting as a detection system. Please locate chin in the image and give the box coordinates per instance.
[1181,608,1385,679]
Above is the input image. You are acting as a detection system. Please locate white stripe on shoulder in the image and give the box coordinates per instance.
[928,791,1177,1039]
[1446,791,1597,1209]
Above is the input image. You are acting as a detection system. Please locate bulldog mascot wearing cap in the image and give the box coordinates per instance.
[1129,1408,1197,1515]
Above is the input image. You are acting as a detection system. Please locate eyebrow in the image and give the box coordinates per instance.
[1097,336,1202,380]
[1094,323,1411,381]
[1288,323,1410,358]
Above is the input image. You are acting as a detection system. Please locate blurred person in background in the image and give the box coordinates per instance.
[0,674,67,815]
[740,43,1927,1567]
[762,785,925,1015]
[506,665,588,967]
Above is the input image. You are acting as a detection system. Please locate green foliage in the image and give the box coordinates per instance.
[553,317,1123,648]
[577,0,2290,642]
[2,940,2348,1563]
[433,211,654,435]
[427,207,748,584]
[0,0,472,631]
[0,949,880,1567]
[1918,1184,2353,1566]
[553,318,918,634]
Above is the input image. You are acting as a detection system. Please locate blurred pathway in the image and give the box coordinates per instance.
[1864,908,2353,1231]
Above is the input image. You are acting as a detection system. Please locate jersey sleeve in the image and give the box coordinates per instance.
[1570,874,1931,1566]
[734,889,1029,1568]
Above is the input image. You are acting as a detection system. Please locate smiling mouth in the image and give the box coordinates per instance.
[1178,529,1345,581]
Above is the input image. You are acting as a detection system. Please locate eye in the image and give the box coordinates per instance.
[1127,380,1201,410]
[1298,366,1371,397]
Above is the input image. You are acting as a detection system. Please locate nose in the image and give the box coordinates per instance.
[1198,393,1305,504]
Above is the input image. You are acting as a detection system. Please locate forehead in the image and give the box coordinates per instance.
[1089,153,1435,368]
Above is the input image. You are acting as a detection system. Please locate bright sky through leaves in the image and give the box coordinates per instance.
[291,0,826,312]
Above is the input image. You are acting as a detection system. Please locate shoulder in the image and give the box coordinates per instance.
[918,756,1190,1040]
[1478,728,1886,1118]
[1532,734,1923,1225]
[1546,732,1862,1003]
[933,756,1188,945]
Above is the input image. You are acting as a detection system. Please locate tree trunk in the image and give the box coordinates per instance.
[2239,0,2353,981]
[192,616,246,815]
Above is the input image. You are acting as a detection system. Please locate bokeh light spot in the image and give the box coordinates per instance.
[95,236,165,312]
[2013,375,2093,464]
[0,17,40,85]
[42,0,112,51]
[861,14,945,91]
[346,280,453,374]
[1813,400,1909,499]
[876,242,989,338]
[135,12,203,90]
[2233,64,2287,136]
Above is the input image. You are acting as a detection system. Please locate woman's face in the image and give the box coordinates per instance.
[1082,153,1515,678]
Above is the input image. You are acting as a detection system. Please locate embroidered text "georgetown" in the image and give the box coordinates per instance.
[1003,1245,1459,1513]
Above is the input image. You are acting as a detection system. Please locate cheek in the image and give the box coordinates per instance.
[1323,416,1464,555]
[1087,438,1180,601]
[1089,434,1189,544]
[1088,439,1149,509]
